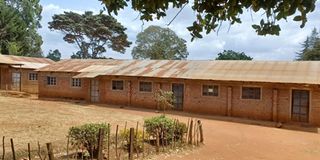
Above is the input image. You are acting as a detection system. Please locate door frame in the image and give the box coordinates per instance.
[90,79,100,102]
[289,88,312,122]
[12,71,21,91]
[171,82,185,111]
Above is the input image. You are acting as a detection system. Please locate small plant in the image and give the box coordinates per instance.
[144,115,187,144]
[154,89,175,114]
[119,129,147,152]
[68,123,110,157]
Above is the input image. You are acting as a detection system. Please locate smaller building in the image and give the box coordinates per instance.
[0,55,54,93]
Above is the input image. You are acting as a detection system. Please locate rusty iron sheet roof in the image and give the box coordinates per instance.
[0,55,54,69]
[38,59,320,85]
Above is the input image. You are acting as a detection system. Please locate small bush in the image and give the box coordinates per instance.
[144,115,187,143]
[68,123,110,156]
[120,129,147,152]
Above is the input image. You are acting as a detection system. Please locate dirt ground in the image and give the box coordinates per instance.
[1,95,320,160]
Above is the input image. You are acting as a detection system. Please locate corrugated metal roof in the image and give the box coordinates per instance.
[38,59,320,85]
[0,55,54,69]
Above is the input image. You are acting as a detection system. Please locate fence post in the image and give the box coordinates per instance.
[28,143,31,160]
[107,124,110,160]
[129,128,134,160]
[188,119,193,144]
[155,128,160,154]
[10,139,16,160]
[198,120,204,143]
[2,136,5,160]
[97,128,105,160]
[46,143,54,160]
[115,125,119,159]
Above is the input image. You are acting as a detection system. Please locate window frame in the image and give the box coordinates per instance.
[28,73,38,81]
[202,84,219,97]
[71,78,82,88]
[139,81,153,93]
[111,80,124,91]
[241,86,262,100]
[47,76,57,86]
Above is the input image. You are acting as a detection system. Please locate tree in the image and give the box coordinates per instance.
[154,89,175,115]
[132,25,188,60]
[296,28,320,60]
[100,0,316,40]
[46,49,61,61]
[48,11,131,59]
[1,0,43,56]
[215,50,253,60]
[299,41,320,61]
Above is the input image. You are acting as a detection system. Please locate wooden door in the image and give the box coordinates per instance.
[90,79,99,102]
[12,72,21,91]
[291,90,310,122]
[172,83,184,110]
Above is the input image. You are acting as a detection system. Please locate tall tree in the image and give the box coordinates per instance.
[46,49,61,61]
[132,25,188,60]
[299,41,320,60]
[215,50,253,60]
[296,28,320,60]
[100,0,316,40]
[1,0,43,56]
[48,11,131,59]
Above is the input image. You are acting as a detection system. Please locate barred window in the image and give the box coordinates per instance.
[47,76,56,86]
[242,87,261,99]
[29,73,38,81]
[112,80,124,90]
[71,78,81,87]
[202,85,219,96]
[139,81,152,92]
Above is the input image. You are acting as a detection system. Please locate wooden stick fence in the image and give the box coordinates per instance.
[1,118,204,160]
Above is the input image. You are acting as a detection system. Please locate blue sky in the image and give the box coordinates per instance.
[39,0,320,60]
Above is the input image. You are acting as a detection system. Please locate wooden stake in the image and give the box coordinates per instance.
[142,125,145,158]
[186,118,190,143]
[2,136,5,160]
[66,136,70,160]
[37,142,43,160]
[46,143,54,160]
[198,120,204,143]
[28,143,31,160]
[107,124,110,160]
[97,128,105,160]
[188,119,193,144]
[135,121,139,158]
[155,128,160,154]
[115,125,119,159]
[129,128,134,160]
[10,139,16,160]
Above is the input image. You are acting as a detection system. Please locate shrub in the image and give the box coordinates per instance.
[68,123,110,156]
[119,129,147,152]
[144,115,187,144]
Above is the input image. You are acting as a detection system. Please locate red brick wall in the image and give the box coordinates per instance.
[37,74,320,125]
[38,72,89,100]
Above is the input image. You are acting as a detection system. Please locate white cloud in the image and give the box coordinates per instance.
[38,0,320,60]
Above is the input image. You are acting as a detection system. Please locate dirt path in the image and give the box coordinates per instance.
[1,96,320,159]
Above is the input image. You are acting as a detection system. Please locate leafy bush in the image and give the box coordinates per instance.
[120,129,147,152]
[68,123,110,156]
[144,115,187,143]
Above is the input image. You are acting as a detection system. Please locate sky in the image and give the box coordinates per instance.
[38,0,320,60]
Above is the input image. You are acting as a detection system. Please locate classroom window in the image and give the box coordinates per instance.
[139,81,152,92]
[29,73,38,81]
[71,78,81,87]
[47,76,56,86]
[242,87,261,100]
[202,85,219,96]
[112,80,124,90]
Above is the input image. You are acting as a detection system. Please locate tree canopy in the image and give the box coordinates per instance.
[297,28,320,60]
[48,11,131,59]
[0,0,43,56]
[215,50,253,60]
[132,25,188,60]
[46,49,61,61]
[100,0,316,40]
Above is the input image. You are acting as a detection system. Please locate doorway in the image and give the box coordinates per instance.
[291,90,310,122]
[172,83,184,110]
[12,72,21,91]
[90,79,99,102]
